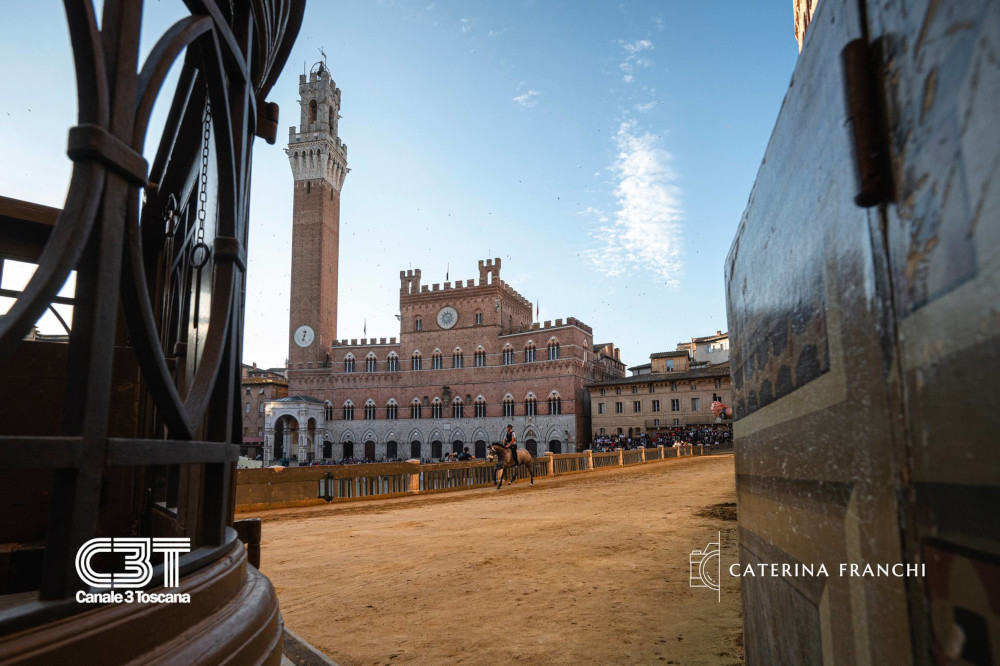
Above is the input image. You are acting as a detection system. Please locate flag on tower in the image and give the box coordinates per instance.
[446,263,449,281]
[363,319,366,337]
[536,301,539,319]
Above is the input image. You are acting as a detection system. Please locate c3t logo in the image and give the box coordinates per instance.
[75,538,190,588]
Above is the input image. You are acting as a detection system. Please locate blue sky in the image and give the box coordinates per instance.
[0,1,798,370]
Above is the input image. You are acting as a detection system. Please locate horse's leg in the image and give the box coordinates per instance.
[496,466,504,489]
[528,457,534,485]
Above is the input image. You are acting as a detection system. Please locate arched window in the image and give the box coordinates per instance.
[325,401,334,421]
[365,353,377,372]
[525,393,537,418]
[411,351,422,371]
[452,347,464,369]
[328,107,335,129]
[474,346,486,367]
[474,396,487,418]
[548,392,562,415]
[503,394,515,418]
[431,398,443,419]
[343,400,355,420]
[364,400,377,420]
[415,317,422,331]
[386,399,398,420]
[387,352,399,372]
[452,397,464,418]
[308,99,317,123]
[524,342,536,363]
[344,354,355,373]
[475,312,483,325]
[432,349,443,370]
[547,339,560,360]
[502,344,514,365]
[411,398,421,420]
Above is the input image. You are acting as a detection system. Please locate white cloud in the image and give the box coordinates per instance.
[634,101,655,112]
[513,89,540,108]
[618,39,654,84]
[585,120,683,285]
[460,17,473,33]
[488,28,507,38]
[622,39,653,54]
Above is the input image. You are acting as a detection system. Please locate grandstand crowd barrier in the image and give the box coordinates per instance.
[235,445,707,512]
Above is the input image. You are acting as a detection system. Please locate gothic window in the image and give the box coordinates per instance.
[415,317,422,331]
[475,312,483,325]
[387,352,399,372]
[525,395,537,418]
[547,339,560,360]
[452,348,464,369]
[474,347,486,367]
[365,353,377,372]
[502,345,514,365]
[344,354,355,373]
[524,343,536,363]
[308,99,317,123]
[431,398,443,419]
[411,351,422,371]
[343,401,355,420]
[364,400,377,420]
[474,396,487,418]
[386,400,398,420]
[503,395,515,418]
[548,393,562,415]
[452,398,464,418]
[432,350,443,370]
[411,399,421,419]
[325,402,334,420]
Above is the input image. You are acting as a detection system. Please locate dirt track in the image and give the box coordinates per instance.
[246,454,742,665]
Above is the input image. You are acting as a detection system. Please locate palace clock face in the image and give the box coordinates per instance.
[436,306,458,329]
[294,324,315,347]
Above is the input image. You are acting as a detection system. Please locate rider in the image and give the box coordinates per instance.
[502,424,517,462]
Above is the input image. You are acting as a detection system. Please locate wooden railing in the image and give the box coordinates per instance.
[235,445,706,511]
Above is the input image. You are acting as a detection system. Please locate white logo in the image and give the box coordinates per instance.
[689,531,721,602]
[75,537,190,589]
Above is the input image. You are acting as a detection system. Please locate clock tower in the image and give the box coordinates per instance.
[286,60,348,365]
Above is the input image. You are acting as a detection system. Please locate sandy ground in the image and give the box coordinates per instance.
[246,454,743,666]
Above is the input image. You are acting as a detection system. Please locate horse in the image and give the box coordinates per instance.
[488,443,534,489]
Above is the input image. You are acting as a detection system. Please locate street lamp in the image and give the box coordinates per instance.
[317,472,335,502]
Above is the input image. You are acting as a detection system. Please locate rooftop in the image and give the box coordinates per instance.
[587,362,730,388]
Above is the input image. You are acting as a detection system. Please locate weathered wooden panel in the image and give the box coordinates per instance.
[868,1,1000,661]
[730,0,1000,663]
[726,0,913,662]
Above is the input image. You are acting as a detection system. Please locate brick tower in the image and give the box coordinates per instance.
[286,60,348,365]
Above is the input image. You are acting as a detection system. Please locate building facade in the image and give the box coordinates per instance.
[588,354,731,438]
[675,330,729,366]
[264,65,623,465]
[240,363,288,458]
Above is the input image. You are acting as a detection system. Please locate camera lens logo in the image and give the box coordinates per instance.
[689,531,721,602]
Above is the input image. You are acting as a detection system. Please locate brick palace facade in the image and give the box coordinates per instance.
[262,63,623,464]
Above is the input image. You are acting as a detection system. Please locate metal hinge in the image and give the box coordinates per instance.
[841,38,893,207]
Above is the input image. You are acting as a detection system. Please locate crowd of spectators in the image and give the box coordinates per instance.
[589,425,732,451]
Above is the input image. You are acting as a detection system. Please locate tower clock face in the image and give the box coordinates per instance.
[294,325,315,347]
[436,306,458,329]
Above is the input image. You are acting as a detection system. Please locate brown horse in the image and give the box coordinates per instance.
[488,444,534,489]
